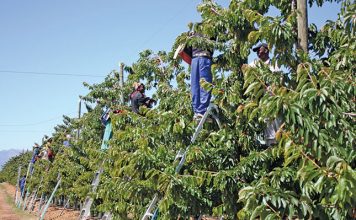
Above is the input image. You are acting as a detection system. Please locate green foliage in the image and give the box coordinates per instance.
[2,1,355,219]
[0,151,32,185]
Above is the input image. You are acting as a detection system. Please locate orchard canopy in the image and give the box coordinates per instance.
[1,0,355,219]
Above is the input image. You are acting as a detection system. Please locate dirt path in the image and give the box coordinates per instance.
[0,183,36,220]
[0,183,79,220]
[0,183,19,220]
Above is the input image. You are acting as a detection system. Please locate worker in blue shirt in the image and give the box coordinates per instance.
[19,175,26,197]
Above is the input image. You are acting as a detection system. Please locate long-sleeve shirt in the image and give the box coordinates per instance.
[130,91,151,113]
[249,58,282,146]
[31,147,41,163]
[249,58,279,72]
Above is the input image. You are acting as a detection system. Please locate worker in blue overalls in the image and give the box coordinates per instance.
[189,23,215,121]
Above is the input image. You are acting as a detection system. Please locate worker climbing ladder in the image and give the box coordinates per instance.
[141,103,221,220]
[78,64,125,220]
[23,174,42,211]
[17,161,33,208]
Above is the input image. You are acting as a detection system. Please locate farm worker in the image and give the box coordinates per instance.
[129,82,156,114]
[249,43,279,71]
[39,137,52,160]
[189,23,215,121]
[30,143,41,174]
[100,107,124,150]
[19,175,26,197]
[39,147,49,160]
[249,42,282,146]
[47,146,54,161]
[31,143,41,163]
[63,134,71,147]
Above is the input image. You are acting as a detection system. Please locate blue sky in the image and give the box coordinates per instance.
[0,0,341,151]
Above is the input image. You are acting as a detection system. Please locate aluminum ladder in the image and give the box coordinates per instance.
[141,103,221,220]
[39,174,62,220]
[78,162,105,220]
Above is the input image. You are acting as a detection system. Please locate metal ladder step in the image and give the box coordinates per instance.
[39,176,62,220]
[79,123,109,220]
[174,149,185,160]
[141,194,159,220]
[101,211,113,220]
[91,168,103,188]
[79,161,105,220]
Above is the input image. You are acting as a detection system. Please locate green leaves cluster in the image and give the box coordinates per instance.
[0,151,32,185]
[1,0,354,219]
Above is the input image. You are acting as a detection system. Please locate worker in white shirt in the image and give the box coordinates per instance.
[249,43,282,146]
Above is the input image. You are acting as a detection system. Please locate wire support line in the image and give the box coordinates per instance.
[0,111,76,127]
[0,70,105,78]
[0,130,49,133]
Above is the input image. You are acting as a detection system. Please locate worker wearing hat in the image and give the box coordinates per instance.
[31,143,41,163]
[250,43,279,72]
[249,42,282,146]
[253,43,269,61]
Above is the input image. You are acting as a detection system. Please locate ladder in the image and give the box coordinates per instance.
[79,117,113,220]
[22,185,32,210]
[37,193,45,214]
[23,160,39,210]
[78,161,105,220]
[17,161,33,208]
[27,176,43,211]
[14,166,21,204]
[141,103,221,220]
[101,211,113,220]
[22,191,33,211]
[39,174,62,220]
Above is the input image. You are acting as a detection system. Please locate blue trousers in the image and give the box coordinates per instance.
[101,120,112,150]
[191,57,212,114]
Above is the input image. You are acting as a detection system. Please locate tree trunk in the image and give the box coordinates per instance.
[297,0,308,52]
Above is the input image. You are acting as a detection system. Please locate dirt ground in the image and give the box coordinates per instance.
[0,182,36,220]
[0,182,79,220]
[0,184,19,219]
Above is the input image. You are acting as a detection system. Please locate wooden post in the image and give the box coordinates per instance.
[297,0,308,52]
[77,98,82,139]
[119,62,125,105]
